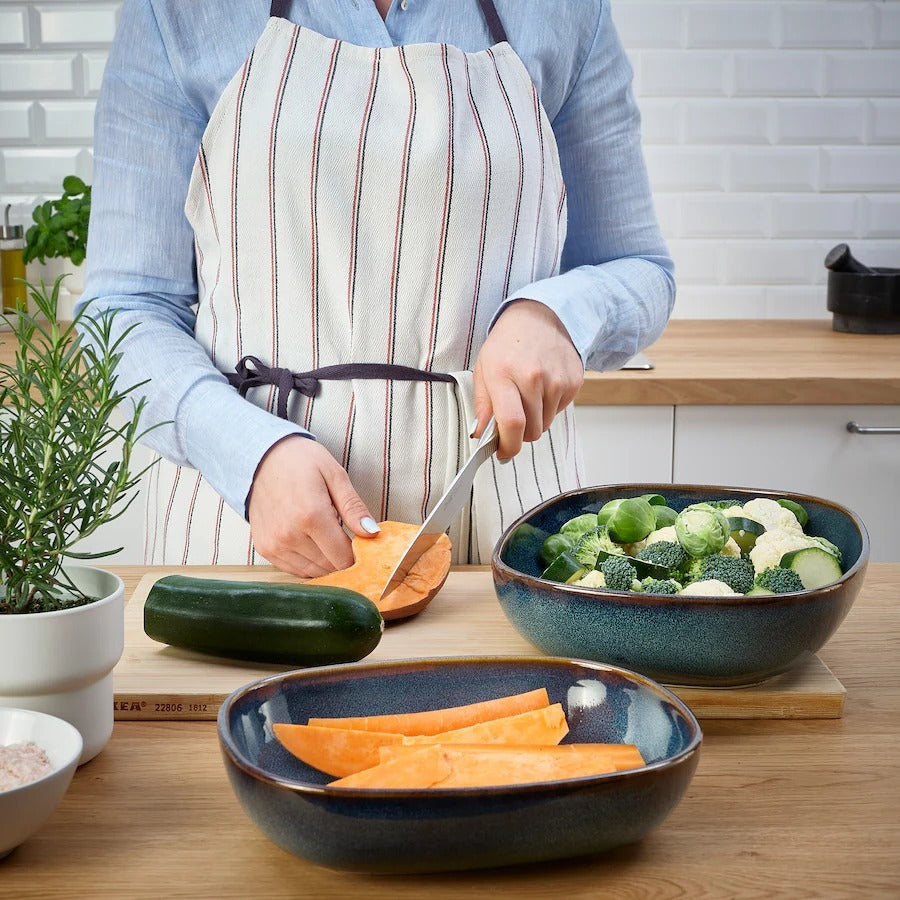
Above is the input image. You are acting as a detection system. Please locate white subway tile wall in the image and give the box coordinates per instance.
[0,0,898,319]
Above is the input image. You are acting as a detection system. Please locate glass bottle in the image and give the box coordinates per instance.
[1,204,27,315]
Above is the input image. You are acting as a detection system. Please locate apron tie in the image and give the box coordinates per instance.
[227,356,456,420]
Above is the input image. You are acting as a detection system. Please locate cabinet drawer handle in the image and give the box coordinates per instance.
[846,421,900,435]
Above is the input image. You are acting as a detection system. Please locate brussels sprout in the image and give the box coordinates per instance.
[596,499,624,528]
[640,493,667,507]
[600,497,656,543]
[675,503,731,557]
[540,532,577,566]
[777,498,809,527]
[654,506,678,529]
[559,513,600,538]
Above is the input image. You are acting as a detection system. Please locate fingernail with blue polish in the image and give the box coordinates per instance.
[469,417,479,437]
[361,517,380,534]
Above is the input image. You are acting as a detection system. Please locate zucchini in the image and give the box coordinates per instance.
[595,547,668,580]
[564,567,590,585]
[779,547,843,590]
[727,516,766,553]
[541,550,585,583]
[144,576,384,665]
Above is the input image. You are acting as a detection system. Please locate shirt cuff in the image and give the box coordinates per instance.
[488,268,606,370]
[178,376,312,519]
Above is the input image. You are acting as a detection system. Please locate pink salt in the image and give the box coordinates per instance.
[0,741,53,791]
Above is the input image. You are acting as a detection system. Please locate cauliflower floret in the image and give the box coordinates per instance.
[573,569,606,588]
[742,498,803,534]
[629,526,677,553]
[719,537,742,558]
[749,528,815,574]
[679,579,737,597]
[720,505,745,519]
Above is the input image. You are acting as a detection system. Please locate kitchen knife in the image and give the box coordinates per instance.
[379,418,499,601]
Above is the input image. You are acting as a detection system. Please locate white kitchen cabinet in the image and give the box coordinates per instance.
[573,405,674,487]
[673,405,900,562]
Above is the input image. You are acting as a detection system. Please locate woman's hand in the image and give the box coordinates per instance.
[472,300,584,458]
[247,436,379,577]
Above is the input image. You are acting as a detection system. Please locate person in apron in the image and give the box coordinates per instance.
[81,1,675,575]
[142,0,584,572]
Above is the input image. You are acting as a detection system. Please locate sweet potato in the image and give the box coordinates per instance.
[307,688,550,736]
[402,703,569,747]
[305,521,451,620]
[328,745,450,789]
[330,743,644,789]
[378,742,646,772]
[272,723,403,777]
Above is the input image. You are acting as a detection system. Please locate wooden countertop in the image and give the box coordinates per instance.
[4,319,899,406]
[577,319,900,405]
[4,563,899,898]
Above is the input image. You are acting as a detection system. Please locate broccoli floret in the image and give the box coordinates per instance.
[573,526,621,568]
[696,555,755,594]
[640,577,682,595]
[636,540,687,574]
[755,566,805,594]
[600,555,637,592]
[680,556,705,584]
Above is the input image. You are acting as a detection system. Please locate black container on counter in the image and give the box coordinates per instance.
[825,243,900,334]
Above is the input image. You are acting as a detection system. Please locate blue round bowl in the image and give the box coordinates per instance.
[218,656,701,873]
[492,484,869,687]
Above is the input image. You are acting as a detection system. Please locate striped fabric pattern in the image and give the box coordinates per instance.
[146,18,582,566]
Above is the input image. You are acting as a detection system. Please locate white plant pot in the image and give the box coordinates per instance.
[26,257,83,319]
[0,566,124,765]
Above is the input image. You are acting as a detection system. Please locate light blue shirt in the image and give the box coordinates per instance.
[80,0,675,518]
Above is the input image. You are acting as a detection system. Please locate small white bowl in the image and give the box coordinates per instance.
[0,707,82,859]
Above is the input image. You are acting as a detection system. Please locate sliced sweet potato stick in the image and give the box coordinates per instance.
[330,743,641,789]
[272,723,403,778]
[307,688,550,736]
[378,742,646,772]
[402,703,569,747]
[329,746,452,789]
[305,521,451,620]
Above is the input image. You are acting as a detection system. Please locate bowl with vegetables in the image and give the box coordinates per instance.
[492,484,869,686]
[218,656,701,873]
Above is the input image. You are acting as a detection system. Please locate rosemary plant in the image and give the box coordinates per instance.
[1,277,151,614]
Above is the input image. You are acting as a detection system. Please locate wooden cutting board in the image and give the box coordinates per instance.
[114,568,846,720]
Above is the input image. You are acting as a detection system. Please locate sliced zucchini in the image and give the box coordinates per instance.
[564,567,590,585]
[779,547,843,590]
[541,550,586,583]
[595,547,668,580]
[727,516,766,553]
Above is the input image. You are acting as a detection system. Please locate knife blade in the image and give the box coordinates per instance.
[379,417,499,601]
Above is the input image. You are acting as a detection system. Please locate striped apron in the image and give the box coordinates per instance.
[145,0,584,567]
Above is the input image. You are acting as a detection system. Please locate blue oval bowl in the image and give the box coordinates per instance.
[218,656,701,873]
[492,484,869,687]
